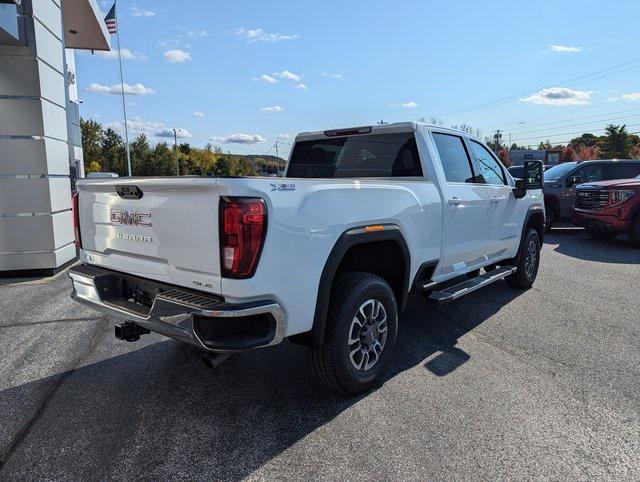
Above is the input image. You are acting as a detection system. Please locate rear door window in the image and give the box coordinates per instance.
[287,133,422,178]
[611,162,640,179]
[432,133,474,183]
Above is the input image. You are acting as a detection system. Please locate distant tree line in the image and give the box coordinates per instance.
[80,118,286,177]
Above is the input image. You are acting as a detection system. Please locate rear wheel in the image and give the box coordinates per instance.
[307,272,398,395]
[586,229,617,240]
[506,228,541,289]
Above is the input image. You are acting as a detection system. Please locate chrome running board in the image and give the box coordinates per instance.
[428,266,516,304]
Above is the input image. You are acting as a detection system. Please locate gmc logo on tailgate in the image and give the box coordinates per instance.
[110,210,152,227]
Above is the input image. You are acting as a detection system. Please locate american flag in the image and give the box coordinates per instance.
[104,3,116,34]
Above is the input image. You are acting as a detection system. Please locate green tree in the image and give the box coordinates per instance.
[178,142,191,154]
[153,142,174,176]
[101,128,126,175]
[214,157,230,176]
[130,134,152,176]
[600,124,632,159]
[80,118,104,167]
[538,140,552,150]
[569,133,599,148]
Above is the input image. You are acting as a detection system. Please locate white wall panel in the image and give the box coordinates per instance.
[31,0,63,40]
[0,98,43,136]
[0,178,70,214]
[0,55,39,96]
[41,98,68,141]
[37,59,65,106]
[33,18,63,73]
[0,138,69,175]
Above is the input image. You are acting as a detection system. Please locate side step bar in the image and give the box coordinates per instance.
[428,266,517,305]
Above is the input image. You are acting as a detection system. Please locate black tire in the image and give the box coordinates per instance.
[630,214,640,247]
[586,229,617,240]
[545,206,556,232]
[506,228,541,289]
[307,271,398,395]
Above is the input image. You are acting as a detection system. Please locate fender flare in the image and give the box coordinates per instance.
[309,225,410,348]
[514,205,545,263]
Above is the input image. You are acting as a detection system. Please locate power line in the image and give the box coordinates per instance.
[484,104,640,132]
[509,124,640,144]
[436,56,640,118]
[507,112,640,137]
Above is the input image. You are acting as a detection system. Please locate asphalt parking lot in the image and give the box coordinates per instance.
[1,227,639,479]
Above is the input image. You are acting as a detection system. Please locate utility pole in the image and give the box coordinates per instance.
[173,128,179,176]
[274,140,279,159]
[493,129,503,154]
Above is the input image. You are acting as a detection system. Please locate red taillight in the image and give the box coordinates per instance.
[72,192,82,248]
[220,197,267,278]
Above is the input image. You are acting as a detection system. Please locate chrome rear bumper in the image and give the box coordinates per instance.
[69,265,285,353]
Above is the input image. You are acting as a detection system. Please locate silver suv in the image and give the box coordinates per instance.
[543,159,640,229]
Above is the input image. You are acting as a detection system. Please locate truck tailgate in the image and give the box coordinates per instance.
[77,177,222,294]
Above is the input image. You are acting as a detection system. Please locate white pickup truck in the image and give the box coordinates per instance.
[70,122,545,394]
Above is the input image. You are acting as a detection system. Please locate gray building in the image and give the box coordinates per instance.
[0,0,109,274]
[508,149,561,167]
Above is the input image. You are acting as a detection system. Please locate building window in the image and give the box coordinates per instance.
[0,3,18,41]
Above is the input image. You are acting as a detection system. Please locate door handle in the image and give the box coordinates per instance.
[447,197,462,206]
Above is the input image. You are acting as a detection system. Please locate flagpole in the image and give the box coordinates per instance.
[114,1,132,176]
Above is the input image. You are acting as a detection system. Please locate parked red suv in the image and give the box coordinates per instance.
[573,175,640,245]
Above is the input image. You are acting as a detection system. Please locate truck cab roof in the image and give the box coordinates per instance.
[295,122,482,143]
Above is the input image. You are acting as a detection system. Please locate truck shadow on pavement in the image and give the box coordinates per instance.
[545,228,640,264]
[0,285,522,479]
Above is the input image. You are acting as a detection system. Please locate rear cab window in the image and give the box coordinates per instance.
[431,132,474,183]
[287,132,423,178]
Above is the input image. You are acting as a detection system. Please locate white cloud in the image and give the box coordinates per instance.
[95,48,148,61]
[109,117,192,141]
[210,133,266,145]
[85,82,155,95]
[295,83,307,90]
[391,101,419,108]
[155,128,192,139]
[277,133,291,140]
[130,5,155,17]
[191,111,205,118]
[235,27,298,44]
[183,28,207,39]
[164,49,191,63]
[519,87,590,106]
[273,70,301,82]
[109,117,163,137]
[321,72,343,80]
[622,93,640,101]
[260,105,283,112]
[549,45,582,53]
[253,74,278,84]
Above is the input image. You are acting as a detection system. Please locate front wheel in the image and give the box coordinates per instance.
[545,207,556,232]
[307,272,398,395]
[506,228,541,289]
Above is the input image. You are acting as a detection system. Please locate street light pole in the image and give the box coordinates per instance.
[173,128,179,176]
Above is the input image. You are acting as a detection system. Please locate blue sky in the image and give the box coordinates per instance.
[77,0,640,157]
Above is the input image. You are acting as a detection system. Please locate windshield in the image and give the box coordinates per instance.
[544,162,577,181]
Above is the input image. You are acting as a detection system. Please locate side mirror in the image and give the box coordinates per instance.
[524,160,544,189]
[566,175,581,187]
